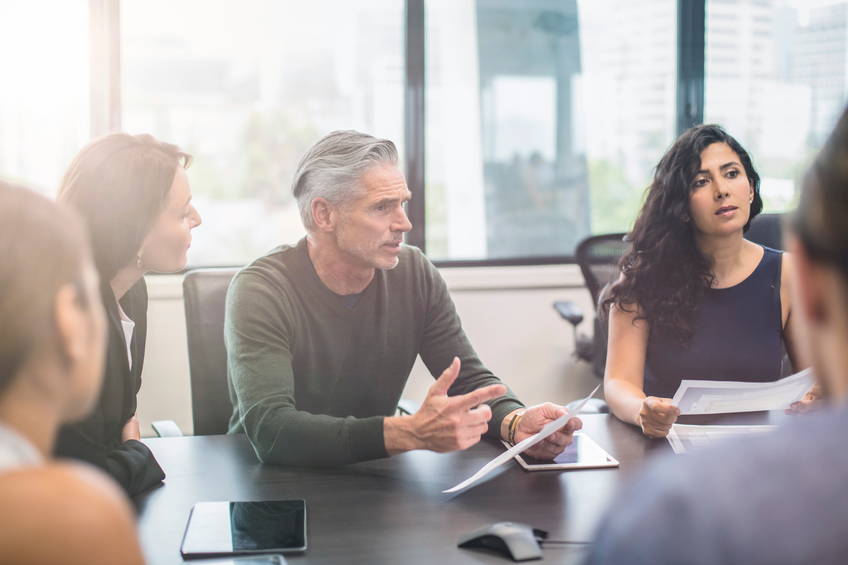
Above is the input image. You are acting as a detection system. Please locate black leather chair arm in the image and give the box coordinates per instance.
[553,301,584,327]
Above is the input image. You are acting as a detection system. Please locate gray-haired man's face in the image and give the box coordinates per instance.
[334,164,412,270]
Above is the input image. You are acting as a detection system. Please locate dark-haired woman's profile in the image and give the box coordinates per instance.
[55,132,201,495]
[0,181,145,564]
[602,124,810,438]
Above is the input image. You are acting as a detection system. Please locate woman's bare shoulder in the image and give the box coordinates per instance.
[781,250,794,273]
[0,462,145,565]
[779,249,794,291]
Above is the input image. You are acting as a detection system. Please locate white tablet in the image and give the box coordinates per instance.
[187,557,288,564]
[181,500,306,559]
[504,432,619,471]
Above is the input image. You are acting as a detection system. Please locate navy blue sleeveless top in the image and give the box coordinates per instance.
[643,247,785,399]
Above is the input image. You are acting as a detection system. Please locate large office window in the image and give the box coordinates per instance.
[10,2,822,266]
[121,0,404,267]
[0,0,90,193]
[704,0,843,213]
[424,0,678,261]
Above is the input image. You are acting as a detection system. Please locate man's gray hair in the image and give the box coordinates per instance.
[292,130,399,232]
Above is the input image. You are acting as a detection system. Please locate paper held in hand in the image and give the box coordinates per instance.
[443,383,602,494]
[671,368,815,415]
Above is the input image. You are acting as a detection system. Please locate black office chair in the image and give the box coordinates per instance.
[745,212,795,375]
[183,268,242,436]
[554,233,630,379]
[745,213,784,250]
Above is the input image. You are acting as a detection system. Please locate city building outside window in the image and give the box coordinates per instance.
[704,0,844,214]
[424,0,678,261]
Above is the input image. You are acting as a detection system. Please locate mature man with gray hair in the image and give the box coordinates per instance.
[225,130,581,467]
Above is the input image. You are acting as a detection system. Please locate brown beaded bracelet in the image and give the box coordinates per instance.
[507,411,525,446]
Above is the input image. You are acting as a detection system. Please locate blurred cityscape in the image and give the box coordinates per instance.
[0,0,846,264]
[120,0,403,266]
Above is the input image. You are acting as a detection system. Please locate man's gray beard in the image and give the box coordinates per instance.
[336,231,400,271]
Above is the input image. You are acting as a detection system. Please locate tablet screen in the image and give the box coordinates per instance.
[181,500,307,558]
[511,433,619,470]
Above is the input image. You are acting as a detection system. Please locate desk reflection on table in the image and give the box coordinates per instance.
[136,413,751,564]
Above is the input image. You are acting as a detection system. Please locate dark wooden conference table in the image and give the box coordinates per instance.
[135,412,780,564]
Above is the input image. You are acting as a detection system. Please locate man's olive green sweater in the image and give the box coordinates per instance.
[225,238,524,467]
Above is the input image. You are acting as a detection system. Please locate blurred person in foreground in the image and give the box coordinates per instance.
[583,108,848,564]
[0,181,145,565]
[225,130,581,467]
[55,133,202,495]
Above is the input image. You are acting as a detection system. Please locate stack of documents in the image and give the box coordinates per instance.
[671,369,815,415]
[666,424,777,454]
[666,369,815,453]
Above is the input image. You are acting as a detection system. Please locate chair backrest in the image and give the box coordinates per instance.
[744,212,784,251]
[575,233,630,307]
[183,268,241,436]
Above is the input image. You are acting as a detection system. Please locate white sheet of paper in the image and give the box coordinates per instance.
[443,383,601,493]
[666,423,778,454]
[670,368,815,415]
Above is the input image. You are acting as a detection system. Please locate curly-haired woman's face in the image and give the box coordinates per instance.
[688,142,754,238]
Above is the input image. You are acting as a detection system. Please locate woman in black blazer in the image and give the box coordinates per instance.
[55,133,202,495]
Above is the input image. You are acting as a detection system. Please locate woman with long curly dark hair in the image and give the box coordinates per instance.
[603,124,808,438]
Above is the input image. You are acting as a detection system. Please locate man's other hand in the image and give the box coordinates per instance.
[508,404,582,460]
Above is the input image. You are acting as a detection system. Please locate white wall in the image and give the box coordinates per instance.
[137,264,600,437]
